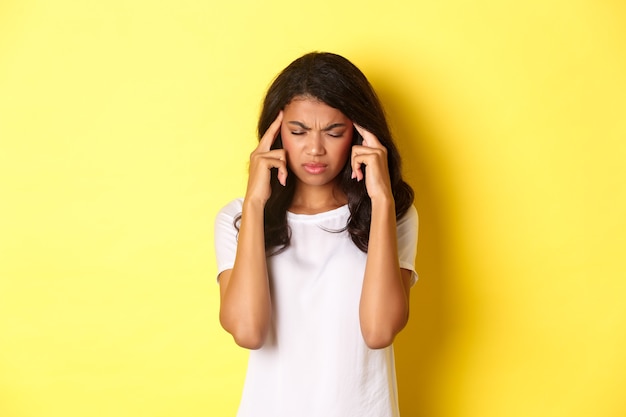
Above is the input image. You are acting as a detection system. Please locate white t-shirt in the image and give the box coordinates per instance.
[214,198,418,417]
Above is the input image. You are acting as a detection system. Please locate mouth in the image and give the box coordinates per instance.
[302,163,328,174]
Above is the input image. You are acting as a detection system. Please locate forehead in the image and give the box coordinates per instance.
[283,96,349,121]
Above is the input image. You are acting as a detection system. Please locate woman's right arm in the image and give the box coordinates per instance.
[218,112,285,350]
[218,199,271,350]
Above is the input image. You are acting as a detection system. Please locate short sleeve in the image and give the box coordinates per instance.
[214,198,244,281]
[396,205,419,286]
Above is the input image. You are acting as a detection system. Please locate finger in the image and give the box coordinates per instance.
[258,150,288,186]
[271,150,288,186]
[352,145,387,182]
[351,148,366,182]
[258,111,284,152]
[277,166,287,186]
[354,124,383,149]
[266,150,288,186]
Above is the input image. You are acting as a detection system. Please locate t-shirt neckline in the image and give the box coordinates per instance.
[286,204,349,221]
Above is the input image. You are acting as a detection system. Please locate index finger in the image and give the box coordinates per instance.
[258,111,284,152]
[354,123,382,149]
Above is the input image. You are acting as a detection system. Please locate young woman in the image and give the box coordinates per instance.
[214,52,418,417]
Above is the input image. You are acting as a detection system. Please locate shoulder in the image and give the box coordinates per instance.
[214,198,244,234]
[216,198,244,220]
[398,204,418,228]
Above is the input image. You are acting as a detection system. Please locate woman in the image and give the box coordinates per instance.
[214,52,418,417]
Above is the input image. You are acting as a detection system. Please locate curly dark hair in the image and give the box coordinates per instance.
[238,51,414,254]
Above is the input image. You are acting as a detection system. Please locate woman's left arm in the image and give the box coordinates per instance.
[352,125,411,349]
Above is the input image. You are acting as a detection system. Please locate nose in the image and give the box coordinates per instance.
[306,133,325,156]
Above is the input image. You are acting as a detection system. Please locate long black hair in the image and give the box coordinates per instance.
[244,52,414,254]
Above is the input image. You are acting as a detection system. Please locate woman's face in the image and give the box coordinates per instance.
[280,96,353,188]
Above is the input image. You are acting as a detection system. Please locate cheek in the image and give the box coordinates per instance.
[282,140,299,159]
[336,135,353,162]
[279,127,295,153]
[279,133,301,172]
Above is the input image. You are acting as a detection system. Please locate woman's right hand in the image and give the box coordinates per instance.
[220,113,284,349]
[244,111,287,205]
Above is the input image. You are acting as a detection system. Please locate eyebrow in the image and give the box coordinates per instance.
[287,121,347,131]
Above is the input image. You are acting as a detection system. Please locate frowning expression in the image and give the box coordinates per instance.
[281,96,353,188]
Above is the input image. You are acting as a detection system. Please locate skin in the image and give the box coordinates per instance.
[218,96,411,350]
[281,97,353,213]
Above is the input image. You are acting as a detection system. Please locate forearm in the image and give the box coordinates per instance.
[359,197,409,349]
[219,199,272,349]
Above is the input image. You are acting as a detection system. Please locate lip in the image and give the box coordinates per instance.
[302,163,328,174]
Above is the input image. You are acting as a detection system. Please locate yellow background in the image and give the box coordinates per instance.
[1,0,625,416]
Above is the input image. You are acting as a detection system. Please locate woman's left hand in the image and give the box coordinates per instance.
[351,124,393,202]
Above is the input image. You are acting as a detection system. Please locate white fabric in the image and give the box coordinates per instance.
[214,198,418,417]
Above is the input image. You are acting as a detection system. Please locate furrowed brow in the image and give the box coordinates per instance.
[322,123,347,131]
[287,121,311,130]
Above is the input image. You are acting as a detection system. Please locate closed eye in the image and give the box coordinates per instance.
[324,123,347,138]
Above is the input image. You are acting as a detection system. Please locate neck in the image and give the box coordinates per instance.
[289,181,347,215]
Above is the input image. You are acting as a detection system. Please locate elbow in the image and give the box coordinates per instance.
[219,313,268,350]
[361,328,397,350]
[232,330,266,350]
[360,314,409,350]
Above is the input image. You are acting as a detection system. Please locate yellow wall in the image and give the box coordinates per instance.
[1,1,625,416]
